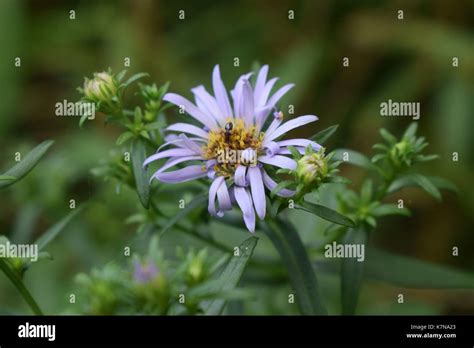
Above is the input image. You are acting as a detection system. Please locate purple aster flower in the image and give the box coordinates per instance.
[133,260,159,283]
[144,65,321,232]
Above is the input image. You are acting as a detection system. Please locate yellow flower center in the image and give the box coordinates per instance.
[203,118,264,177]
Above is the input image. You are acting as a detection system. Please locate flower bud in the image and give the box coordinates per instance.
[389,139,414,167]
[186,249,209,285]
[296,151,328,187]
[83,72,118,106]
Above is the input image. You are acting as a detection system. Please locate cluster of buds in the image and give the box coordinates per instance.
[372,123,438,170]
[75,235,219,315]
[139,82,170,122]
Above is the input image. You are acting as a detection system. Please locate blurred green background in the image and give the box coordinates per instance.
[0,0,473,315]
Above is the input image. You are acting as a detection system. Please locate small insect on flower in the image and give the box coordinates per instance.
[144,65,322,232]
[224,121,233,143]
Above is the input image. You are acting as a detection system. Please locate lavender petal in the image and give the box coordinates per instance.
[248,166,266,219]
[262,170,295,197]
[212,65,233,118]
[166,122,209,139]
[242,79,255,126]
[153,165,207,183]
[253,65,269,104]
[234,165,248,187]
[144,148,197,167]
[156,155,203,174]
[258,155,297,170]
[257,77,278,107]
[277,138,322,151]
[208,176,225,217]
[267,83,295,108]
[264,115,318,144]
[234,186,256,233]
[192,85,224,125]
[163,92,218,130]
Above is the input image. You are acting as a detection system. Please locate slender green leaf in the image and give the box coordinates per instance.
[203,237,258,314]
[287,145,301,159]
[0,175,16,181]
[341,226,368,315]
[311,124,339,144]
[116,131,135,146]
[371,204,411,217]
[296,201,355,227]
[35,205,85,251]
[403,122,418,139]
[160,193,207,235]
[261,218,327,314]
[380,128,398,145]
[333,149,377,171]
[365,248,474,288]
[360,179,373,204]
[270,199,285,218]
[0,259,43,315]
[388,174,457,195]
[270,180,293,198]
[410,174,441,201]
[79,113,90,128]
[131,139,150,208]
[0,140,54,189]
[144,121,166,131]
[123,72,149,87]
[133,106,142,124]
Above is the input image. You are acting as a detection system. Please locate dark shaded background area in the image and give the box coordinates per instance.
[0,0,473,314]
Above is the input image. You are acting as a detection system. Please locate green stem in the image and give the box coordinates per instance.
[0,259,43,315]
[340,225,368,315]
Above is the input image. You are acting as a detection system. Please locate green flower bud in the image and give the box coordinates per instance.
[83,72,121,115]
[186,249,208,285]
[296,151,329,187]
[389,139,414,167]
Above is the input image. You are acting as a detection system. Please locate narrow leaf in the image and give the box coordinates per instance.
[131,139,150,208]
[371,204,411,217]
[116,131,135,146]
[160,193,207,235]
[403,122,418,139]
[0,140,54,190]
[0,175,16,181]
[388,174,457,195]
[380,128,398,145]
[310,124,339,144]
[261,218,327,315]
[365,248,474,289]
[203,237,258,314]
[124,72,149,87]
[341,226,368,315]
[296,201,355,227]
[35,205,85,251]
[333,149,377,171]
[270,180,293,198]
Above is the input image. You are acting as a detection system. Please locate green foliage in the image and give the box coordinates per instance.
[0,140,54,190]
[1,1,471,317]
[262,218,327,315]
[75,237,256,315]
[201,237,258,314]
